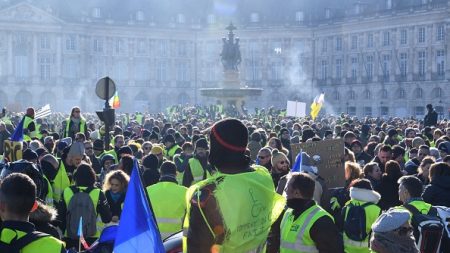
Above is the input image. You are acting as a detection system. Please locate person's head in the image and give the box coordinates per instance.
[163,134,175,149]
[0,173,37,221]
[279,128,290,141]
[150,145,164,162]
[73,163,96,187]
[71,106,81,119]
[391,145,406,164]
[101,154,115,171]
[405,128,416,138]
[398,175,423,203]
[114,135,125,149]
[93,139,104,156]
[271,149,290,173]
[181,142,194,156]
[268,137,282,150]
[345,162,362,183]
[84,141,94,156]
[418,156,435,177]
[67,142,85,167]
[371,209,414,252]
[418,145,430,162]
[364,162,382,181]
[209,118,250,170]
[384,160,403,180]
[257,147,272,166]
[377,145,392,165]
[194,138,209,158]
[118,155,134,176]
[350,140,363,155]
[426,104,433,112]
[160,161,177,180]
[409,148,418,160]
[344,131,357,145]
[75,132,86,143]
[438,141,450,159]
[102,170,129,194]
[141,141,153,156]
[429,162,450,182]
[286,173,315,200]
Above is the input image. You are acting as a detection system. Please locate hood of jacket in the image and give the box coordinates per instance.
[350,187,381,204]
[29,202,57,223]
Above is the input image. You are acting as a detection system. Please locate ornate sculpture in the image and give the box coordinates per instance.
[220,23,242,71]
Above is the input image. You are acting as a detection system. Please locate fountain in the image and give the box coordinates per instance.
[200,23,263,114]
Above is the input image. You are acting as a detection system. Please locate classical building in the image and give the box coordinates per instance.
[0,0,448,118]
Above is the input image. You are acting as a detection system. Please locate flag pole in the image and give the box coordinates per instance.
[79,237,81,252]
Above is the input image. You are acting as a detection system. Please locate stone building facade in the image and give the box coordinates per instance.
[0,0,448,118]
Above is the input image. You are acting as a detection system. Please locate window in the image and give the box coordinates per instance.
[178,41,187,57]
[321,60,328,80]
[269,60,283,80]
[93,38,103,53]
[177,14,185,24]
[433,87,443,98]
[415,88,423,99]
[40,35,50,50]
[158,40,169,56]
[382,55,390,80]
[15,56,29,78]
[39,55,51,81]
[204,62,218,82]
[364,90,371,99]
[63,58,79,79]
[381,107,389,117]
[349,90,356,100]
[93,57,106,78]
[322,39,327,53]
[136,39,147,55]
[366,55,373,80]
[418,27,426,43]
[381,89,388,99]
[437,25,445,41]
[295,11,304,22]
[336,37,342,51]
[351,57,358,80]
[92,8,101,18]
[156,61,168,81]
[398,88,406,99]
[367,33,374,48]
[113,60,128,81]
[383,31,390,46]
[351,35,358,50]
[400,29,407,45]
[250,13,259,23]
[437,49,445,77]
[364,107,372,116]
[415,106,424,117]
[246,58,262,81]
[418,51,426,77]
[135,60,150,81]
[400,53,408,78]
[136,11,145,21]
[65,35,76,51]
[176,62,189,81]
[115,39,125,55]
[335,59,342,78]
[334,91,340,101]
[207,14,216,24]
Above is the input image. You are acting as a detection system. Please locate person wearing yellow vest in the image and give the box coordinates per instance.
[63,106,87,140]
[135,112,144,125]
[147,161,187,239]
[163,134,182,161]
[183,118,285,253]
[173,142,194,184]
[267,172,343,253]
[340,179,381,253]
[23,107,36,141]
[0,173,66,253]
[58,163,112,249]
[182,138,214,187]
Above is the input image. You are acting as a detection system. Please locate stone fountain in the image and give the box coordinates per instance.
[200,23,262,114]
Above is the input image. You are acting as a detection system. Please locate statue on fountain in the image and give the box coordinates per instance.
[220,23,242,71]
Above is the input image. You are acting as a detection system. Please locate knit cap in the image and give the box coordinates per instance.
[67,142,85,157]
[372,209,411,233]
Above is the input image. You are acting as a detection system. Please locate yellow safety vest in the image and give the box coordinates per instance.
[23,116,35,141]
[62,186,103,238]
[183,165,286,253]
[342,200,381,253]
[405,200,432,215]
[280,204,334,253]
[0,226,65,253]
[165,145,180,161]
[135,114,143,125]
[44,175,54,207]
[188,158,211,185]
[174,155,185,184]
[146,182,187,239]
[64,118,86,138]
[52,160,71,203]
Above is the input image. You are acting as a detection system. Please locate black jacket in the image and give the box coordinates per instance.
[355,152,373,166]
[377,174,401,210]
[424,110,438,127]
[104,190,126,218]
[267,199,344,253]
[422,176,450,207]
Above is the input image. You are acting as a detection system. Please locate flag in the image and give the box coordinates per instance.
[291,149,303,172]
[35,104,52,119]
[310,93,325,120]
[109,91,120,109]
[10,117,25,142]
[114,160,165,253]
[77,217,90,250]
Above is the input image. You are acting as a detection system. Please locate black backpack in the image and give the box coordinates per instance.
[343,202,373,241]
[0,231,49,253]
[404,204,444,253]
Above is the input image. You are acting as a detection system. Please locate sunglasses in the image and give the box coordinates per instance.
[74,111,80,113]
[279,161,289,165]
[85,147,93,150]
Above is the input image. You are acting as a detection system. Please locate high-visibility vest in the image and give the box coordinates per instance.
[404,200,432,215]
[188,158,211,185]
[0,225,65,253]
[183,165,286,253]
[342,200,381,253]
[135,114,143,125]
[64,118,86,138]
[23,115,35,140]
[51,160,71,203]
[174,155,185,184]
[280,204,334,253]
[146,182,187,239]
[62,186,104,238]
[44,175,54,207]
[165,145,180,161]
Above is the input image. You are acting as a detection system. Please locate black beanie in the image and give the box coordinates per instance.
[23,149,38,161]
[93,139,104,151]
[149,131,159,140]
[142,154,159,170]
[209,118,249,168]
[163,134,175,144]
[352,179,373,190]
[118,146,133,157]
[142,129,151,138]
[195,138,209,150]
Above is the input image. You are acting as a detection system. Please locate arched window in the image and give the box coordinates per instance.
[432,87,443,98]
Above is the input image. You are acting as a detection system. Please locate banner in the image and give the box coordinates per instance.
[3,140,23,162]
[291,139,345,189]
[286,101,306,117]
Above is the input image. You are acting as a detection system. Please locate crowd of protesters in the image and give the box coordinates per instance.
[0,102,449,253]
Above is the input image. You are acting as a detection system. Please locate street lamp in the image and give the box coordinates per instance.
[346,102,349,114]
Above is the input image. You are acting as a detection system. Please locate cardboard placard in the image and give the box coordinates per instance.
[3,140,22,162]
[286,101,306,118]
[291,139,345,189]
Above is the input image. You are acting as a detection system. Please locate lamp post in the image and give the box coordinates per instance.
[346,101,349,114]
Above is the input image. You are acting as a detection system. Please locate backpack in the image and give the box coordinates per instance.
[66,186,98,239]
[435,206,450,253]
[342,202,373,241]
[404,204,444,253]
[0,231,49,253]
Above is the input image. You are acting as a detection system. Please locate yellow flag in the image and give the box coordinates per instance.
[310,93,325,120]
